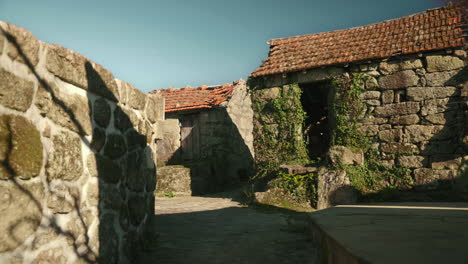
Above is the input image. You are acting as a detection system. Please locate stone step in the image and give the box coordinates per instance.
[279,164,317,175]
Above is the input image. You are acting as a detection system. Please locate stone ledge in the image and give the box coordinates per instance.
[310,204,468,264]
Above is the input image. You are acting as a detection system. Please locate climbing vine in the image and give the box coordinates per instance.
[331,73,370,150]
[330,73,413,196]
[251,83,309,178]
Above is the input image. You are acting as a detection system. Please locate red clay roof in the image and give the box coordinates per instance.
[250,1,467,77]
[152,84,236,113]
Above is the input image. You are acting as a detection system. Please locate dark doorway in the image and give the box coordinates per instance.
[300,81,331,159]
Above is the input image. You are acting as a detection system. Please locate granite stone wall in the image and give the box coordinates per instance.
[251,48,467,201]
[159,80,255,195]
[0,22,164,263]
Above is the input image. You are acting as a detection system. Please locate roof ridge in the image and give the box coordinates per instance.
[251,1,466,77]
[268,2,462,46]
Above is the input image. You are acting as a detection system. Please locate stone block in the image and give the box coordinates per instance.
[0,181,44,253]
[146,94,164,123]
[328,146,364,166]
[46,44,88,89]
[426,55,464,72]
[378,70,419,89]
[35,84,92,136]
[378,128,403,143]
[381,90,394,104]
[259,87,281,100]
[114,106,138,132]
[431,156,460,170]
[389,114,420,125]
[424,111,458,125]
[381,143,418,154]
[93,97,111,128]
[379,58,423,74]
[126,151,146,192]
[406,86,457,101]
[103,133,127,160]
[425,70,458,86]
[7,115,43,180]
[32,248,67,264]
[278,164,317,174]
[296,67,344,83]
[365,77,379,89]
[99,214,119,263]
[47,131,83,181]
[47,184,78,214]
[397,155,425,168]
[454,49,467,59]
[86,153,122,183]
[358,124,379,136]
[0,115,10,164]
[360,91,380,100]
[156,165,192,195]
[126,129,146,151]
[126,82,147,110]
[420,98,458,116]
[128,194,147,226]
[360,116,388,125]
[374,102,420,117]
[461,83,468,97]
[317,168,357,209]
[46,44,119,101]
[4,23,40,66]
[90,127,106,152]
[403,125,444,143]
[365,99,380,106]
[100,183,123,210]
[0,69,34,112]
[413,168,456,186]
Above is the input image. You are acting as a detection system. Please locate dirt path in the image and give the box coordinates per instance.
[139,191,318,264]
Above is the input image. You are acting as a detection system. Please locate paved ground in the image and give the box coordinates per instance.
[139,191,318,264]
[310,203,468,264]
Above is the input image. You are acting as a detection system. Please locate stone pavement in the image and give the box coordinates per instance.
[310,203,468,264]
[139,191,318,264]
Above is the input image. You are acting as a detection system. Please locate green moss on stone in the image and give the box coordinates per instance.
[8,115,43,180]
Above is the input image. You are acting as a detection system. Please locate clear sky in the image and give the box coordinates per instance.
[0,0,448,93]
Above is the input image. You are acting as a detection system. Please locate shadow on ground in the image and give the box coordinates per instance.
[139,188,318,264]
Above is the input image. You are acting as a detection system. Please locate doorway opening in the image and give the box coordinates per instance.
[300,81,332,160]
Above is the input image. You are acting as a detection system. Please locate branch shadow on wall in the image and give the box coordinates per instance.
[0,26,155,263]
[160,108,254,196]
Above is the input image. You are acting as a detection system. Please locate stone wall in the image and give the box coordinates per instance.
[251,48,467,202]
[159,80,255,195]
[0,22,164,263]
[354,51,467,189]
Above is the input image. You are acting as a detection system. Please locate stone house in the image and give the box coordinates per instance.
[151,80,254,195]
[249,1,467,206]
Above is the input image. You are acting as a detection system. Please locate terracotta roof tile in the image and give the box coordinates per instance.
[151,83,236,113]
[250,1,467,77]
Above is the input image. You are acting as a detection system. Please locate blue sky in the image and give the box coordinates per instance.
[0,0,448,93]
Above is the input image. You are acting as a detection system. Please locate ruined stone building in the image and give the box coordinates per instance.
[249,1,467,207]
[152,80,254,195]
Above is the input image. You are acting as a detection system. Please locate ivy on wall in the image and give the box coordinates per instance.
[330,73,413,196]
[251,83,309,178]
[249,73,414,206]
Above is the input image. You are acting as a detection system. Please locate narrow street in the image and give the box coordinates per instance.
[139,191,318,264]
